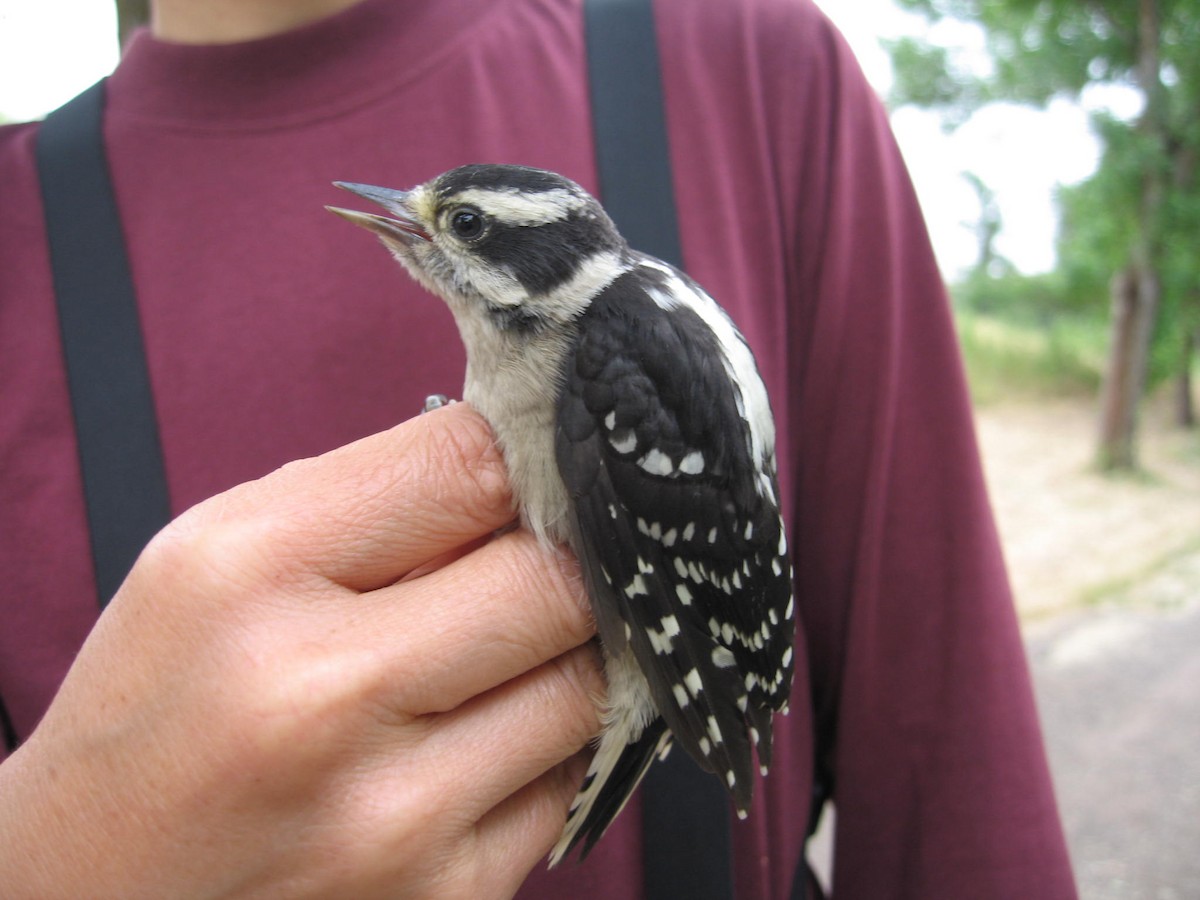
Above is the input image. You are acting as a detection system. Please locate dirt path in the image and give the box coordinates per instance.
[973,396,1200,624]
[975,396,1200,899]
[804,396,1199,897]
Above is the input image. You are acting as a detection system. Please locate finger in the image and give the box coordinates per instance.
[357,528,595,715]
[467,752,594,894]
[397,531,492,584]
[414,641,604,824]
[170,403,515,592]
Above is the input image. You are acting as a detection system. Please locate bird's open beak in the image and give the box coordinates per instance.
[326,182,431,242]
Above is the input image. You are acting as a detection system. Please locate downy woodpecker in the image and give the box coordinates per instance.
[328,164,794,865]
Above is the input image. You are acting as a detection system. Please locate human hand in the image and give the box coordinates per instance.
[0,403,600,899]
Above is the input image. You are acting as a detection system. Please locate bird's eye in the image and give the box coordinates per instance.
[449,208,485,240]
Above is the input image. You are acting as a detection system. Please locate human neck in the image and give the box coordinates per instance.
[151,0,368,44]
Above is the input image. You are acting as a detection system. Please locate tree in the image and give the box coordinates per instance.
[888,0,1200,469]
[116,0,150,48]
[961,170,1013,280]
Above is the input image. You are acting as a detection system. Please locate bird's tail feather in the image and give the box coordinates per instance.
[548,717,670,867]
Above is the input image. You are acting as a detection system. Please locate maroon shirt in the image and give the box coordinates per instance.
[0,0,1075,895]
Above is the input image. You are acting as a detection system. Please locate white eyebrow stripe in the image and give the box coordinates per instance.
[449,187,582,226]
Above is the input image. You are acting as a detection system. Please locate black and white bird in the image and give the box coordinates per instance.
[328,164,795,865]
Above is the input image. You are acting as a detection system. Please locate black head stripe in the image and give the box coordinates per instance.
[475,212,624,296]
[435,163,583,199]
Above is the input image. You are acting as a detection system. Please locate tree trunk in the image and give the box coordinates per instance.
[1096,0,1165,471]
[1177,330,1196,429]
[115,0,151,48]
[1097,266,1159,469]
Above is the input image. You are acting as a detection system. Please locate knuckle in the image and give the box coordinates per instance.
[240,656,345,752]
[224,644,394,774]
[492,532,591,636]
[420,405,513,524]
[543,645,605,740]
[136,513,272,607]
[133,496,303,604]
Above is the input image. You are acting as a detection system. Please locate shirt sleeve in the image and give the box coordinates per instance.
[780,8,1077,897]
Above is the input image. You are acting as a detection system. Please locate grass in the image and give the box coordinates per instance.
[954,309,1107,405]
[1078,534,1200,609]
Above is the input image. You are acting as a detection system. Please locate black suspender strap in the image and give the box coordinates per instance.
[35,80,170,610]
[584,3,736,898]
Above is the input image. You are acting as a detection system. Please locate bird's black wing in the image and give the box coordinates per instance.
[555,264,795,811]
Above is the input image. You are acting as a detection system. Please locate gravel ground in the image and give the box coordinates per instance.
[974,398,1200,622]
[976,397,1200,900]
[806,397,1198,897]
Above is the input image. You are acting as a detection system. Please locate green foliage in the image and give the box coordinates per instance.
[884,36,986,127]
[952,270,1106,403]
[1055,119,1142,309]
[1057,109,1200,388]
[889,0,1200,433]
[954,304,1105,404]
[956,268,1070,319]
[889,0,1136,110]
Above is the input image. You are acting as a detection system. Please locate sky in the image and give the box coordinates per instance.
[0,0,1134,280]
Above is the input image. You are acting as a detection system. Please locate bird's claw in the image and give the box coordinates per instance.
[422,394,455,414]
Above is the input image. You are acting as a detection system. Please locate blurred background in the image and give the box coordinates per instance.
[2,1,1197,896]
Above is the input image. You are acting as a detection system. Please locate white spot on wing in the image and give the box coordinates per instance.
[684,668,703,698]
[676,584,693,605]
[610,430,637,454]
[634,257,776,489]
[679,450,705,475]
[637,448,674,476]
[647,624,672,655]
[712,646,736,668]
[707,715,723,745]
